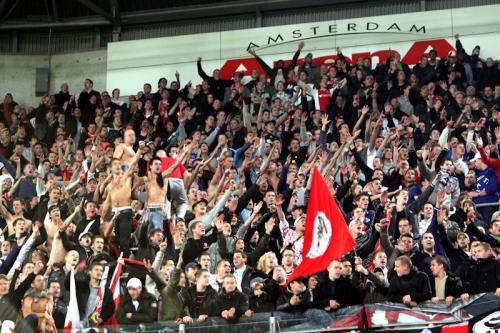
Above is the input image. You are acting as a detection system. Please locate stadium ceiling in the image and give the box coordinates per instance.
[0,0,370,31]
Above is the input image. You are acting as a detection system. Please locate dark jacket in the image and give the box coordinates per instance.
[213,289,249,322]
[411,251,434,278]
[249,291,274,313]
[58,230,92,265]
[116,290,157,324]
[315,276,363,309]
[196,60,233,101]
[263,278,284,305]
[65,272,115,322]
[387,268,432,303]
[182,230,219,265]
[276,287,312,313]
[463,257,500,295]
[429,274,464,298]
[33,197,71,224]
[253,49,301,87]
[182,285,217,318]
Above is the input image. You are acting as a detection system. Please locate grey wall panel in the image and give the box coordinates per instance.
[0,33,12,52]
[261,1,422,26]
[18,30,98,54]
[427,0,500,10]
[4,0,498,54]
[120,15,255,41]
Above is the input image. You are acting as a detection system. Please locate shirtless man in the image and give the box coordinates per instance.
[113,128,136,170]
[46,205,81,266]
[0,198,32,236]
[106,140,144,257]
[145,143,192,232]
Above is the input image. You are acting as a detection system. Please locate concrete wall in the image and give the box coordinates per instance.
[0,49,107,108]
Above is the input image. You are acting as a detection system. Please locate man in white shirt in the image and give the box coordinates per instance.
[232,251,253,294]
[209,259,231,292]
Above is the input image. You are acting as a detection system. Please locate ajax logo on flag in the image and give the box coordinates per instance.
[306,212,332,259]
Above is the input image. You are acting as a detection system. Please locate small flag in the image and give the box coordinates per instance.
[64,268,81,331]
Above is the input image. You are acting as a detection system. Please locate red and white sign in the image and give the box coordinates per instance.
[107,5,500,96]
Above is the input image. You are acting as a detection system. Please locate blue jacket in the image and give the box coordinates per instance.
[473,167,499,204]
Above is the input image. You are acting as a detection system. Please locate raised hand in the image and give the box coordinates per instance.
[143,259,153,272]
[253,201,264,214]
[265,217,276,235]
[159,240,167,253]
[320,114,330,127]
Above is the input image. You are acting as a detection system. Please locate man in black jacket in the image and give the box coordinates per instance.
[276,278,311,313]
[116,277,157,325]
[387,256,432,306]
[182,269,217,323]
[182,221,221,265]
[248,42,304,87]
[33,185,71,224]
[461,242,500,301]
[213,274,249,323]
[196,57,233,101]
[66,262,114,326]
[315,259,362,311]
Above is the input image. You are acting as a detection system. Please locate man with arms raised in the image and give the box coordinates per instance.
[105,141,145,257]
[145,143,192,232]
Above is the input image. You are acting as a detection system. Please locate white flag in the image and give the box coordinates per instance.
[64,268,81,330]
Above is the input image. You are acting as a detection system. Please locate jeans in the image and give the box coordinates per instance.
[145,208,165,233]
[164,178,188,219]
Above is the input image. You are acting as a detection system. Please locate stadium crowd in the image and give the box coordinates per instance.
[0,35,499,332]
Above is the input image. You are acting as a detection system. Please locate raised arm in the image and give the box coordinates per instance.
[196,57,211,80]
[287,42,304,71]
[248,48,273,76]
[123,141,145,179]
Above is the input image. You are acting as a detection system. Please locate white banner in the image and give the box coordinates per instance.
[107,4,500,96]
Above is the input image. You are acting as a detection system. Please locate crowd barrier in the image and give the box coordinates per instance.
[56,292,498,333]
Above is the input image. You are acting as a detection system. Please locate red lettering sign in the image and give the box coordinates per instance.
[219,39,455,79]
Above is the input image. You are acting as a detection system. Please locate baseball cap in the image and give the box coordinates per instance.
[250,277,266,288]
[78,231,93,242]
[448,50,457,57]
[126,277,142,289]
[0,162,4,170]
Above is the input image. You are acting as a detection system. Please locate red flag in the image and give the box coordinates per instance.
[95,266,110,317]
[287,168,356,283]
[104,259,123,325]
